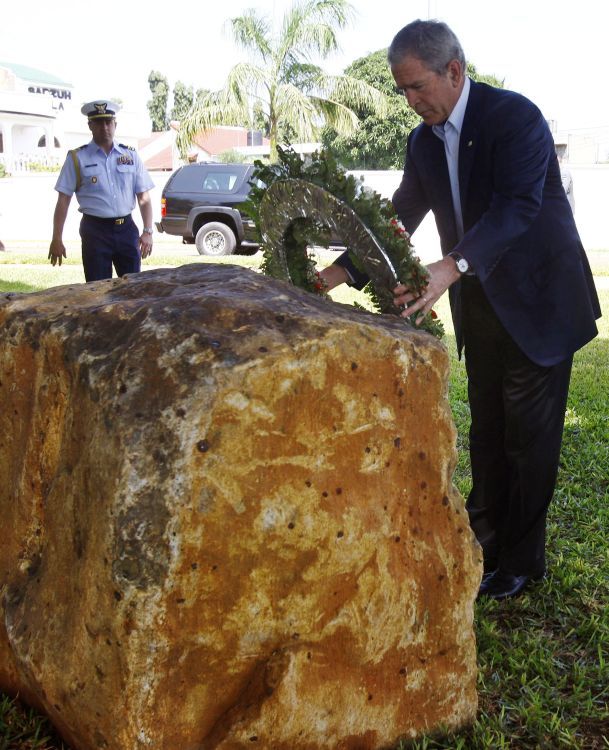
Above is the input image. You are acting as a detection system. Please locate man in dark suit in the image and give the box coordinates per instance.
[322,19,601,600]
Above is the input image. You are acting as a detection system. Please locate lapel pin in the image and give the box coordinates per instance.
[467,140,473,147]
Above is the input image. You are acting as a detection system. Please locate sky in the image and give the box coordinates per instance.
[3,0,608,133]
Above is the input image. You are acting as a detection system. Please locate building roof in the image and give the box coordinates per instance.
[138,131,176,171]
[139,125,271,171]
[193,125,269,155]
[193,126,248,154]
[0,62,72,87]
[144,145,174,171]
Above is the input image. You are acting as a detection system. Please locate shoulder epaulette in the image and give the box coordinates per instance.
[119,143,136,151]
[78,144,88,150]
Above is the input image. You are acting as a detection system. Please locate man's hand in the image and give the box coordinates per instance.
[136,191,153,259]
[139,232,153,259]
[319,263,350,291]
[48,239,67,267]
[49,193,71,267]
[394,256,461,323]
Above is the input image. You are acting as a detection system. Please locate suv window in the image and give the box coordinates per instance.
[202,172,239,191]
[170,166,246,193]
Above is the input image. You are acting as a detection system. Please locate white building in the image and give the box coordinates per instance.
[0,62,144,173]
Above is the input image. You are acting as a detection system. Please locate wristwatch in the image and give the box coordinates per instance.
[448,251,470,274]
[143,227,154,235]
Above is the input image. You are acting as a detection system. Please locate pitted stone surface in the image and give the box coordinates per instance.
[0,264,482,750]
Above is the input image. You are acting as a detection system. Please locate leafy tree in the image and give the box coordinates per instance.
[217,148,249,164]
[170,81,194,122]
[167,83,211,159]
[195,87,210,104]
[147,71,169,132]
[177,0,387,162]
[322,49,418,170]
[467,62,504,88]
[323,51,505,170]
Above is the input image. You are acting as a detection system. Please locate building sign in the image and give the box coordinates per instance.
[27,86,72,111]
[28,86,71,99]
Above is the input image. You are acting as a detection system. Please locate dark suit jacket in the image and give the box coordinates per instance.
[338,80,601,366]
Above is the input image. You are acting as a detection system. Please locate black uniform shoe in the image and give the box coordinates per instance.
[477,569,545,601]
[481,570,496,585]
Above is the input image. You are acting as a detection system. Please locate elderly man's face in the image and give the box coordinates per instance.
[392,55,464,126]
[88,117,117,146]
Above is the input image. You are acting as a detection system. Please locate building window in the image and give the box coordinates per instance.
[37,135,61,148]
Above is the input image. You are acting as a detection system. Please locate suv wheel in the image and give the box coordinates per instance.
[195,222,237,256]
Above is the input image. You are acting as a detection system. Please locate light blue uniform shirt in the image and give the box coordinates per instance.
[55,140,154,218]
[432,76,471,240]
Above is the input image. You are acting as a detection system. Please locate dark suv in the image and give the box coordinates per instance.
[155,163,259,256]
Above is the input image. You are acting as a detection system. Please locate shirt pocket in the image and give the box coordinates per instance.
[116,163,136,189]
[81,164,103,188]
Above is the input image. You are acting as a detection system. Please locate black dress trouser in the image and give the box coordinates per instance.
[80,214,140,282]
[461,277,573,577]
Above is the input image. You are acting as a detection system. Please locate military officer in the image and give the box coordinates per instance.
[49,100,155,281]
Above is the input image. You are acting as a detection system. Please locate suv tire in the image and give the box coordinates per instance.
[195,222,237,256]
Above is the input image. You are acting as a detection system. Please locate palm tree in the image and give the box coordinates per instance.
[176,0,388,162]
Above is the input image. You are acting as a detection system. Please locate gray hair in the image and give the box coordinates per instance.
[388,19,466,74]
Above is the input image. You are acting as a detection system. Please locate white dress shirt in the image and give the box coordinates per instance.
[432,76,471,240]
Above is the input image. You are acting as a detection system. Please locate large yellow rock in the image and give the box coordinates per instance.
[0,264,481,750]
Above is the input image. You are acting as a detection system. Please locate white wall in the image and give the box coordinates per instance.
[0,167,608,253]
[350,166,609,260]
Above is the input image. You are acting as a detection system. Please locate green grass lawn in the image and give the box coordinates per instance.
[1,253,607,749]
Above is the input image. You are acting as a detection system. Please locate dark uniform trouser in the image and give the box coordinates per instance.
[461,277,573,577]
[80,214,140,282]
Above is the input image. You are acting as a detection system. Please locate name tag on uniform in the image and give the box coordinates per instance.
[117,155,134,165]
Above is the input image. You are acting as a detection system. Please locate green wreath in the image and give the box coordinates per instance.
[243,146,443,338]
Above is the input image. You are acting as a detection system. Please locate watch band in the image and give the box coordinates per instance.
[143,227,154,234]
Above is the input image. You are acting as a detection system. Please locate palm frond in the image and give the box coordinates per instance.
[176,83,252,154]
[287,20,341,60]
[311,72,389,116]
[302,0,353,29]
[225,62,269,103]
[276,0,352,68]
[274,83,321,142]
[308,96,360,135]
[229,10,273,61]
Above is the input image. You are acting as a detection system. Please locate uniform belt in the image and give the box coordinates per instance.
[83,214,130,225]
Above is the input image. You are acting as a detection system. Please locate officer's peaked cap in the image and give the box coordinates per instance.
[81,100,121,120]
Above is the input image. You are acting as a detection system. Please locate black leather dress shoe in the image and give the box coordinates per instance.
[477,569,544,601]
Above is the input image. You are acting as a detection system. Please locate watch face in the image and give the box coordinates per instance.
[457,257,469,273]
